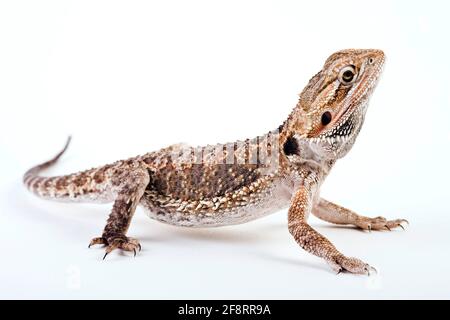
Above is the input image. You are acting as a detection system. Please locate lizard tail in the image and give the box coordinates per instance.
[23,137,114,203]
[23,137,73,197]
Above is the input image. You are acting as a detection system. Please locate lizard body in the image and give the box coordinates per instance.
[24,49,407,274]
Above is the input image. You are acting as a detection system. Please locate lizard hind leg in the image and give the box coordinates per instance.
[88,165,149,259]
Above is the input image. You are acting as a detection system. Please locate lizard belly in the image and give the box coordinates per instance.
[140,178,292,227]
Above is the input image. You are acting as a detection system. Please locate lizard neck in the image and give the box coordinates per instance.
[276,102,339,179]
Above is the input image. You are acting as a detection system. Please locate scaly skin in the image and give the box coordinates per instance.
[23,49,407,274]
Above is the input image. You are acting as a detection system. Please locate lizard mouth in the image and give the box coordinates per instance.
[307,114,356,147]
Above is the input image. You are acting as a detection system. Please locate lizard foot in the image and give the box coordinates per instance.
[88,235,141,259]
[328,255,376,275]
[356,216,409,232]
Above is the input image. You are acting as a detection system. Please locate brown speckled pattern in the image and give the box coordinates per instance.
[23,49,407,273]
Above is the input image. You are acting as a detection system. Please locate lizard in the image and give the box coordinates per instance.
[23,49,408,274]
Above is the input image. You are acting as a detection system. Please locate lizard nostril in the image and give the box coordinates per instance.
[368,57,374,64]
[321,111,332,126]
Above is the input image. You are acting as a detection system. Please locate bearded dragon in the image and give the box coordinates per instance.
[24,49,407,274]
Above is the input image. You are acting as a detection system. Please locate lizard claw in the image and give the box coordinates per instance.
[365,265,377,276]
[398,219,409,229]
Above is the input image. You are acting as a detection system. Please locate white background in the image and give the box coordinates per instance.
[1,0,449,299]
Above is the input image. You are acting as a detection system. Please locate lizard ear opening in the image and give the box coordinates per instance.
[283,135,299,156]
[321,111,332,126]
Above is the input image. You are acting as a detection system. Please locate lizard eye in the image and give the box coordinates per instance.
[321,111,332,126]
[338,65,356,85]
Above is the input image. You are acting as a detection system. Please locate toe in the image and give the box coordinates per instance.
[102,241,122,259]
[327,258,344,274]
[385,219,409,230]
[101,236,141,259]
[89,237,106,248]
[359,217,409,231]
[119,238,141,252]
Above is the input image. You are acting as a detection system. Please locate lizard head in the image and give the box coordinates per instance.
[283,49,385,160]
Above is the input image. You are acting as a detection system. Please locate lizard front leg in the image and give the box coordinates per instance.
[89,165,150,259]
[288,183,375,274]
[313,198,408,231]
